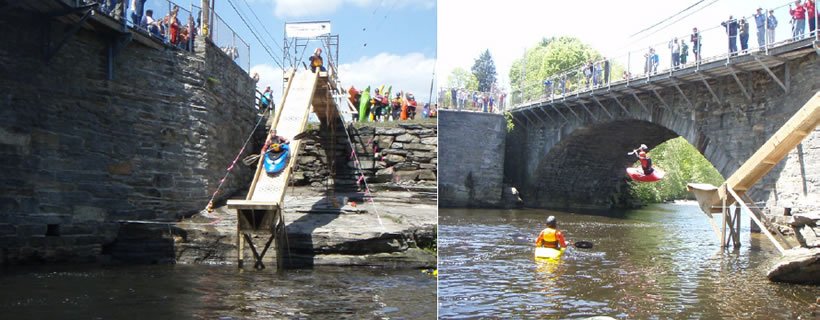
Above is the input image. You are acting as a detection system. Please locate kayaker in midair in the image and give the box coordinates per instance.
[632,144,654,175]
[535,216,567,249]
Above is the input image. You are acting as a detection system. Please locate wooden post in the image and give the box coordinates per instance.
[721,187,727,248]
[733,207,741,248]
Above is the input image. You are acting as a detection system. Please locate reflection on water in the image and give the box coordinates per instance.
[0,264,435,319]
[439,202,817,319]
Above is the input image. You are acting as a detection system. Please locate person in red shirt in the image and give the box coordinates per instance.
[535,216,567,249]
[806,0,817,35]
[790,0,808,40]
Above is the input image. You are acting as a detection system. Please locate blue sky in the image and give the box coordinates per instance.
[142,0,436,103]
[439,0,806,92]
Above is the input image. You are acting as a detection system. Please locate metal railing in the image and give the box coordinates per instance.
[440,0,819,112]
[210,9,251,71]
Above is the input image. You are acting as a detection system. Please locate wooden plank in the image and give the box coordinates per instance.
[251,71,319,202]
[726,91,820,191]
[226,200,279,210]
[247,69,296,199]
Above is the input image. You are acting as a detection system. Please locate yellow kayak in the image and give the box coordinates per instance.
[534,247,566,260]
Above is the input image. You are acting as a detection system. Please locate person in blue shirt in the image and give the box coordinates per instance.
[721,16,739,56]
[260,86,274,115]
[754,8,766,50]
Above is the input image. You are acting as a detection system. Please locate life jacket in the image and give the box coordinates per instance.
[538,228,559,248]
[311,55,323,67]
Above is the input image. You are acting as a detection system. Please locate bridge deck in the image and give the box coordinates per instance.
[510,38,818,116]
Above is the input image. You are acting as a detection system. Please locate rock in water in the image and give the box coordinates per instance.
[767,247,820,285]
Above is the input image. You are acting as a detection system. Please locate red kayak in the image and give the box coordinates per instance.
[626,167,665,182]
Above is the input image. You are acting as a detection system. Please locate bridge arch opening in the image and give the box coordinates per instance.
[523,119,721,212]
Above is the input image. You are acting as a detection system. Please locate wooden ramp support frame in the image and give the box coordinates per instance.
[227,70,321,269]
[687,91,820,254]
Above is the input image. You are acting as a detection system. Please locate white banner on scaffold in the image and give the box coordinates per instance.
[285,21,331,38]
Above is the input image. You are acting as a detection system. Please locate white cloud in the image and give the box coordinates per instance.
[272,0,434,19]
[250,63,284,95]
[338,52,436,105]
[251,51,436,106]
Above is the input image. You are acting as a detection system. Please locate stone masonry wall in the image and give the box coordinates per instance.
[292,122,438,190]
[439,111,506,207]
[0,8,257,264]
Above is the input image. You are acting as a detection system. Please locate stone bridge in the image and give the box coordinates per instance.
[442,39,819,213]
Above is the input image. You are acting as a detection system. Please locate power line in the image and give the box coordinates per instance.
[224,0,284,69]
[239,0,284,53]
[630,0,709,38]
[625,0,721,47]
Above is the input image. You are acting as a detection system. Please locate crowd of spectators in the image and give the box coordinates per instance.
[96,0,199,52]
[444,1,818,113]
[439,88,507,114]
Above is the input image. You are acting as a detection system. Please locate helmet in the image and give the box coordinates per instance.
[640,144,648,150]
[546,215,556,228]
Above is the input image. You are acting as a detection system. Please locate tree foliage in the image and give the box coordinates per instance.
[471,49,497,92]
[508,36,624,105]
[630,137,725,203]
[447,67,478,91]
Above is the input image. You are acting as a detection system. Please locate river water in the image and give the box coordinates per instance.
[439,202,817,319]
[0,264,436,319]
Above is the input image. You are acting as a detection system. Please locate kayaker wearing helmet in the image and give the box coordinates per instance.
[632,144,654,175]
[535,216,567,249]
[309,47,326,73]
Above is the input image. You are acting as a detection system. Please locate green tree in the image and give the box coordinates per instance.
[447,67,478,91]
[471,49,497,92]
[630,137,725,203]
[508,36,624,105]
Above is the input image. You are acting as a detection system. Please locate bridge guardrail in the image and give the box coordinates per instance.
[440,0,818,113]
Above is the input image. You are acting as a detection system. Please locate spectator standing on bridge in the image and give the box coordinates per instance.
[583,61,593,88]
[691,27,702,62]
[309,47,326,73]
[754,8,767,50]
[680,40,689,65]
[535,216,567,250]
[129,0,146,27]
[721,16,739,56]
[790,1,807,40]
[739,17,750,53]
[668,38,681,69]
[543,79,553,98]
[593,61,603,87]
[643,48,652,74]
[767,9,779,44]
[807,0,817,36]
[649,48,659,74]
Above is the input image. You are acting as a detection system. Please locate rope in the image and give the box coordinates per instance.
[204,112,267,214]
[342,126,385,230]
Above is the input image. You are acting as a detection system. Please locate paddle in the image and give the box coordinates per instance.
[571,240,594,249]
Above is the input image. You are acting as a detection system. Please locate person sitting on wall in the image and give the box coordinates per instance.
[309,47,326,73]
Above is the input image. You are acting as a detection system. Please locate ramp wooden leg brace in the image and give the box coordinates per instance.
[229,202,286,269]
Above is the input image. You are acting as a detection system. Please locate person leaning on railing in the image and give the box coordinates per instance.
[767,9,779,44]
[790,0,807,40]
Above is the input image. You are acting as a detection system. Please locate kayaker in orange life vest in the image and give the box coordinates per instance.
[633,144,654,175]
[535,216,567,249]
[309,47,326,73]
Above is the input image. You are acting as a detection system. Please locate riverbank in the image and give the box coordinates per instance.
[107,186,436,269]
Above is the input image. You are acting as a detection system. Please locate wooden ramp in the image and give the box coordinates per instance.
[688,91,820,254]
[227,70,319,269]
